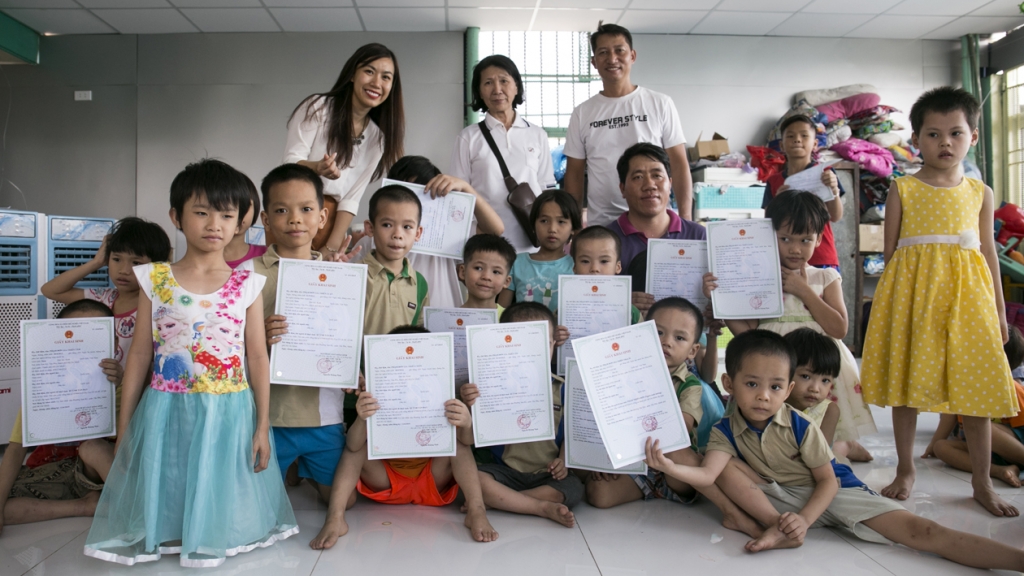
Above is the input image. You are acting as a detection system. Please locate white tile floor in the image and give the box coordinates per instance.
[2,406,1023,576]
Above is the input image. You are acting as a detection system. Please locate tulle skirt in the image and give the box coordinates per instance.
[83,387,298,568]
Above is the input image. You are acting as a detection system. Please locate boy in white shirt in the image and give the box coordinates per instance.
[563,22,693,225]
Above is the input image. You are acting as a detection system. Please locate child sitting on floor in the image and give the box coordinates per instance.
[644,330,1024,571]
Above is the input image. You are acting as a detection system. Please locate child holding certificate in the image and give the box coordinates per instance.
[460,302,583,528]
[703,191,874,463]
[643,330,1024,572]
[310,325,498,549]
[499,190,581,312]
[459,233,516,315]
[41,216,172,366]
[0,300,120,535]
[571,226,642,324]
[84,159,297,567]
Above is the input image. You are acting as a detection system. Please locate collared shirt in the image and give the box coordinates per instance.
[364,251,429,336]
[284,96,384,215]
[450,111,556,252]
[564,86,686,227]
[672,363,703,429]
[607,209,707,272]
[707,403,833,487]
[250,245,345,428]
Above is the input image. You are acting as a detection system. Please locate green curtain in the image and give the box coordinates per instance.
[962,34,988,180]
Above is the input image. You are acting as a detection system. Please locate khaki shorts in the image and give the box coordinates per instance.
[9,458,103,501]
[759,482,904,544]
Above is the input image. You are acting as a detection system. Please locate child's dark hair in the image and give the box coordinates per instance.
[529,190,582,246]
[170,159,253,225]
[243,177,260,221]
[646,297,704,337]
[765,190,829,236]
[58,299,113,319]
[590,21,632,52]
[784,328,840,379]
[571,225,621,260]
[1005,325,1024,371]
[261,163,324,212]
[388,155,441,185]
[616,142,671,185]
[909,86,981,135]
[725,329,797,381]
[463,233,516,272]
[779,115,817,137]
[501,301,555,327]
[369,184,422,224]
[388,325,430,335]
[104,217,171,263]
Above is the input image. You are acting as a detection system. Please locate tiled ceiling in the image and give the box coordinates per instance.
[1,0,1022,37]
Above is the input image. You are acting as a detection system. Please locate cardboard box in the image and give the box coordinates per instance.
[687,132,730,162]
[859,224,884,253]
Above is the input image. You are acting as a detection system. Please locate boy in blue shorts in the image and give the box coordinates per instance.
[461,302,583,528]
[645,330,1024,571]
[255,163,356,501]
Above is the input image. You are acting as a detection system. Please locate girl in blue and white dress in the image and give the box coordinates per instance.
[84,159,297,568]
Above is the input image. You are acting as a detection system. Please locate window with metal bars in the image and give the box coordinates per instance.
[477,31,602,150]
[1007,65,1024,206]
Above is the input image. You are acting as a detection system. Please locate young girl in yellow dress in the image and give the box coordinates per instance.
[861,87,1019,517]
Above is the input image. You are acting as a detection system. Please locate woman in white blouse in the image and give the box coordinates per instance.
[284,43,404,254]
[451,55,556,253]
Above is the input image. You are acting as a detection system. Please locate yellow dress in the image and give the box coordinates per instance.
[861,176,1018,417]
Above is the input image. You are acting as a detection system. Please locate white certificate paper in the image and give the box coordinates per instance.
[20,318,116,447]
[563,360,646,474]
[571,321,690,469]
[424,307,499,386]
[645,239,709,311]
[783,160,840,202]
[707,219,784,320]
[364,333,457,460]
[382,178,476,260]
[269,259,367,388]
[466,321,555,447]
[556,275,632,376]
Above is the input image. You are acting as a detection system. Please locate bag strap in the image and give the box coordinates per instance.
[478,120,519,193]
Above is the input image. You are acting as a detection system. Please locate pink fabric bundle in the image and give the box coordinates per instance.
[815,93,881,123]
[830,138,894,178]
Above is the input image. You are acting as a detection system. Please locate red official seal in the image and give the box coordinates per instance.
[406,346,414,355]
[317,357,333,374]
[678,249,685,256]
[318,273,327,282]
[64,330,74,339]
[739,229,747,237]
[611,342,620,352]
[416,430,431,446]
[642,415,658,432]
[456,318,464,327]
[591,285,599,293]
[517,414,532,430]
[749,295,764,310]
[504,335,512,343]
[75,411,91,428]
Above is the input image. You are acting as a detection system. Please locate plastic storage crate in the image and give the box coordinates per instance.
[693,183,766,210]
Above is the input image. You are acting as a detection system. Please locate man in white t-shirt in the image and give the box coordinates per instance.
[563,23,693,226]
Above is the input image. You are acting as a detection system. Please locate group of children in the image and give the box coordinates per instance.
[0,84,1021,571]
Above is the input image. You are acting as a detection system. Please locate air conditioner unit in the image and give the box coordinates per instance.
[44,215,115,319]
[0,209,46,442]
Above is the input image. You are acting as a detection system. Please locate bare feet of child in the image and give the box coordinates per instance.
[844,441,874,462]
[880,467,914,500]
[309,514,349,550]
[745,524,802,553]
[992,464,1022,488]
[286,461,300,487]
[540,502,575,528]
[465,505,498,542]
[973,483,1020,517]
[722,509,762,539]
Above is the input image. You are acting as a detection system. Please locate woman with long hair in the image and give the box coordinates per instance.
[284,43,405,254]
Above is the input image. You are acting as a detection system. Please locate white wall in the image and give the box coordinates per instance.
[630,35,959,151]
[0,32,958,234]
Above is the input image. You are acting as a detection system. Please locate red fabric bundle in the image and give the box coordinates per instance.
[747,145,786,183]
